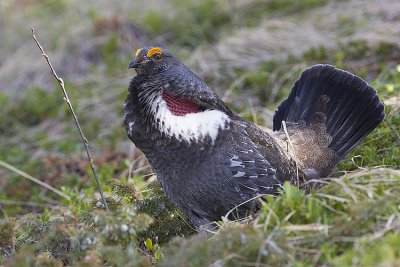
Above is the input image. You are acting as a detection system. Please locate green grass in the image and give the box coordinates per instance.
[159,171,400,266]
[139,0,329,49]
[1,169,399,266]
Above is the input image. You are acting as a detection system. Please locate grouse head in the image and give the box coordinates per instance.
[128,47,179,77]
[125,47,233,145]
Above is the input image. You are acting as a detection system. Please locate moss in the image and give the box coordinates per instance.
[0,219,16,257]
[135,182,196,245]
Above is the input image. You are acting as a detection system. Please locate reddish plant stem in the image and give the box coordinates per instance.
[31,28,109,212]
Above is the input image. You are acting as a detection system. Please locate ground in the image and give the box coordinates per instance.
[0,0,399,266]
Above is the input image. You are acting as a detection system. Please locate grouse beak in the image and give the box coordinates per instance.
[128,59,139,69]
[129,58,146,75]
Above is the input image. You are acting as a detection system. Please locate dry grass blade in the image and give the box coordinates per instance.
[31,28,109,212]
[315,193,351,203]
[281,224,330,232]
[282,121,299,187]
[0,159,71,201]
[365,214,399,242]
[221,194,268,223]
[0,199,63,209]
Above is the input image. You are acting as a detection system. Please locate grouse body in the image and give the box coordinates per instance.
[124,47,385,229]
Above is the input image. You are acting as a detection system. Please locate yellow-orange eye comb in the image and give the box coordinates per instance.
[147,47,163,58]
[135,48,142,57]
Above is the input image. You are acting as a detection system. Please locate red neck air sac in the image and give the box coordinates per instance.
[162,90,200,116]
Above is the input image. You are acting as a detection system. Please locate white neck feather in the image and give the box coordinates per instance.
[147,94,230,144]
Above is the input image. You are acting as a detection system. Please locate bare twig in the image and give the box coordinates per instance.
[31,28,109,212]
[0,159,71,201]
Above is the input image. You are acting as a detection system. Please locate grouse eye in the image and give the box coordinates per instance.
[152,53,162,61]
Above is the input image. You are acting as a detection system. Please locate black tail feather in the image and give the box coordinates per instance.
[273,64,385,162]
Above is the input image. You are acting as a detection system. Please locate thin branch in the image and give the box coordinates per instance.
[31,28,109,212]
[0,159,71,201]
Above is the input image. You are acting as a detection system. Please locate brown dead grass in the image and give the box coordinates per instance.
[189,0,400,80]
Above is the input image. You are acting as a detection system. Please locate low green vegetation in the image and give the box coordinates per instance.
[139,0,329,49]
[1,169,399,266]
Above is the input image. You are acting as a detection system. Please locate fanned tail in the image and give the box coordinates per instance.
[273,64,385,176]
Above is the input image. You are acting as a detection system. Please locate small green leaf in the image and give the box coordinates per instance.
[145,238,153,251]
[154,249,163,261]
